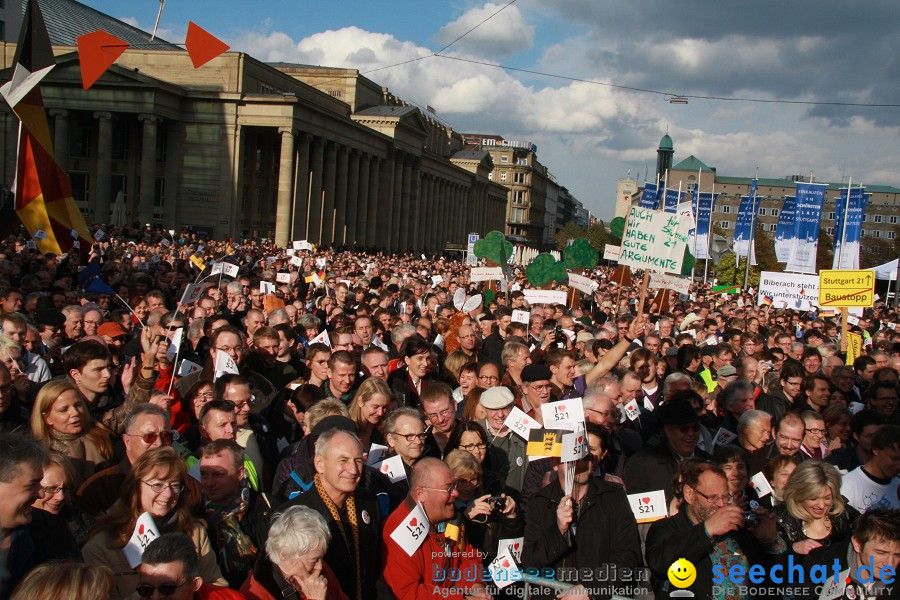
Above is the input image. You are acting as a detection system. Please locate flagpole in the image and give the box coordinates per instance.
[743,168,759,290]
[691,167,701,282]
[704,181,715,285]
[837,177,852,271]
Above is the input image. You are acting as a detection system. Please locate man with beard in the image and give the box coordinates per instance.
[285,429,382,600]
[646,461,786,599]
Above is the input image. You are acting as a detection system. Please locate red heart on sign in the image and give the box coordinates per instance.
[381,464,389,472]
[409,517,418,527]
[514,543,520,550]
[577,436,583,443]
[642,497,651,504]
[502,559,510,568]
[139,524,145,535]
[558,405,566,411]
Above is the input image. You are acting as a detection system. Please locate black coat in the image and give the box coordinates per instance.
[645,510,787,599]
[386,366,433,408]
[285,487,383,600]
[522,478,642,600]
[800,538,900,600]
[204,489,273,589]
[623,442,709,505]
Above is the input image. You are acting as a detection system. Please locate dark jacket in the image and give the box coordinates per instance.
[623,441,709,505]
[645,510,787,599]
[772,503,859,548]
[799,538,900,600]
[522,478,642,600]
[386,366,433,408]
[2,509,81,600]
[204,490,273,589]
[285,486,383,600]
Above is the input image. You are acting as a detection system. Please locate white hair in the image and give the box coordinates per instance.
[265,505,331,568]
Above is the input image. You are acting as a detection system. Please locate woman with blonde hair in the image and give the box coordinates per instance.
[31,380,112,485]
[441,349,469,388]
[348,377,391,452]
[773,460,859,555]
[83,446,226,599]
[11,562,115,600]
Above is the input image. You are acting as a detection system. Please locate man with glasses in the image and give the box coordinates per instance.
[421,383,458,459]
[383,457,490,600]
[479,386,527,495]
[624,396,708,504]
[384,407,427,496]
[455,324,479,363]
[476,362,501,389]
[137,533,243,599]
[646,461,785,599]
[520,364,553,422]
[757,362,806,422]
[217,374,275,492]
[583,385,642,477]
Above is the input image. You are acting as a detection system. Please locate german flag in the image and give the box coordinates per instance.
[3,0,91,255]
[526,428,564,458]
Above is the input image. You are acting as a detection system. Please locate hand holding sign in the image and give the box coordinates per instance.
[123,512,160,568]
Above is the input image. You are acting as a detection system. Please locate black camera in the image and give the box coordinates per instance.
[488,496,506,514]
[742,511,760,528]
[554,327,565,346]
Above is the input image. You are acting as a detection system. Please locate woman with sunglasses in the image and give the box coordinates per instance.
[83,447,226,599]
[31,380,113,486]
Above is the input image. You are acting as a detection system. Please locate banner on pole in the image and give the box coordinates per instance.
[774,196,796,263]
[662,188,685,214]
[690,192,716,260]
[639,183,658,209]
[832,187,868,271]
[733,195,759,265]
[786,182,827,274]
[757,271,820,310]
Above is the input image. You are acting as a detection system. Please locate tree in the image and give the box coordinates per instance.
[473,230,513,265]
[555,222,586,251]
[714,253,761,288]
[562,238,598,270]
[860,236,896,269]
[526,253,568,287]
[584,222,611,253]
[816,229,834,273]
[753,228,781,273]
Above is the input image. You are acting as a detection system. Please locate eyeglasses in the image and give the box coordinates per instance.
[196,392,214,400]
[586,408,617,419]
[390,432,426,443]
[806,428,826,436]
[424,408,454,421]
[422,481,458,495]
[674,423,701,434]
[689,485,732,505]
[528,384,554,393]
[136,581,188,598]
[231,396,255,411]
[127,431,174,445]
[460,443,487,451]
[142,480,184,494]
[41,485,69,495]
[215,346,241,354]
[479,375,499,382]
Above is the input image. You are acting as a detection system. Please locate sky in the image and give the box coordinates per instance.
[81,0,900,221]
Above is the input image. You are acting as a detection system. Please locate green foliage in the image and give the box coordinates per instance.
[473,230,513,265]
[555,222,586,252]
[526,253,568,287]
[714,254,760,288]
[562,238,598,270]
[753,228,782,273]
[610,217,626,239]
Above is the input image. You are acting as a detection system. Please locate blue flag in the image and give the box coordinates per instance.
[832,186,868,270]
[77,261,101,286]
[692,192,716,259]
[786,182,827,274]
[662,188,685,213]
[639,183,658,209]
[774,196,796,263]
[85,278,115,296]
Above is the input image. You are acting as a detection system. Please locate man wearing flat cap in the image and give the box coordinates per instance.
[623,394,709,504]
[520,363,554,424]
[479,386,527,496]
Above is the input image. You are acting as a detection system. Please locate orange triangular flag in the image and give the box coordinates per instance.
[77,30,128,90]
[185,22,229,68]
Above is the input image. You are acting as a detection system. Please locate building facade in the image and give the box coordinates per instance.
[0,1,508,251]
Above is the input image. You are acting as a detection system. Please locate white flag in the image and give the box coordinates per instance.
[123,512,160,568]
[214,350,239,379]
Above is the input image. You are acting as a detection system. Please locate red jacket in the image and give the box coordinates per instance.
[195,583,247,599]
[240,561,346,600]
[382,499,487,600]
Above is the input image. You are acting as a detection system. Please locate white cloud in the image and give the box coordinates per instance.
[433,3,534,58]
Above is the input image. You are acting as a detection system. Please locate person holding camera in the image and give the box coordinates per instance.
[646,460,787,599]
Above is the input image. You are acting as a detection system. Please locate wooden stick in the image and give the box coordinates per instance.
[636,271,651,317]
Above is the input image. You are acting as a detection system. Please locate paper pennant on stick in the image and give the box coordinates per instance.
[77,30,128,90]
[185,21,229,68]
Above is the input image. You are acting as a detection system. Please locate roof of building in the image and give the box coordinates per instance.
[35,0,181,51]
[658,133,673,151]
[672,155,714,172]
[451,150,490,161]
[714,175,900,194]
[354,105,419,118]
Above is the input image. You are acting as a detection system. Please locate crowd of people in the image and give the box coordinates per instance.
[0,224,898,600]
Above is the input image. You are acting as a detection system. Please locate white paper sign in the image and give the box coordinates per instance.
[293,240,313,251]
[32,229,47,240]
[315,258,327,269]
[431,275,444,288]
[757,271,820,309]
[603,245,620,261]
[214,350,239,380]
[177,359,202,377]
[388,501,429,557]
[290,255,303,267]
[561,429,588,462]
[540,399,585,429]
[498,537,524,562]
[567,272,599,295]
[627,489,668,523]
[94,229,106,241]
[260,281,275,294]
[847,315,860,326]
[378,454,407,483]
[523,289,567,306]
[712,427,738,447]
[642,397,655,412]
[504,406,540,440]
[211,262,224,275]
[618,207,689,275]
[123,512,160,568]
[366,443,389,466]
[511,310,530,324]
[749,472,774,498]
[623,399,641,421]
[470,266,504,282]
[848,401,865,415]
[179,282,210,305]
[25,240,36,250]
[161,238,171,247]
[649,272,691,295]
[308,329,331,348]
[222,263,239,278]
[166,328,183,362]
[817,569,850,600]
[276,272,291,284]
[488,543,520,590]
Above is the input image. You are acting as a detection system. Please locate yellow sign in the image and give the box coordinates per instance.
[846,332,863,366]
[819,270,875,307]
[189,254,206,271]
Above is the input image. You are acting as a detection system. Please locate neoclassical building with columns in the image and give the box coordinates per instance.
[0,0,508,251]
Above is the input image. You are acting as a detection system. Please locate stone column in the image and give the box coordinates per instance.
[390,153,404,251]
[292,133,311,243]
[138,114,160,226]
[93,111,112,224]
[274,127,296,247]
[377,153,394,252]
[320,141,338,245]
[408,159,421,251]
[333,145,350,245]
[354,154,370,248]
[398,156,413,250]
[49,109,68,170]
[306,137,325,242]
[365,156,380,249]
[162,122,181,229]
[345,150,360,245]
[423,174,433,253]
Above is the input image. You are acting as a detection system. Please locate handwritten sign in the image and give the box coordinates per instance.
[649,272,691,295]
[523,289,567,306]
[603,244,620,261]
[567,272,599,295]
[470,266,504,282]
[618,206,689,274]
[757,271,819,309]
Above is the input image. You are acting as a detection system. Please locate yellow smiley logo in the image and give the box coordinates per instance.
[667,558,697,589]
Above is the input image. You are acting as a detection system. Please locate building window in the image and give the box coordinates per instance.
[888,231,896,240]
[514,190,527,204]
[256,187,265,213]
[826,227,834,235]
[328,90,342,98]
[499,171,507,182]
[772,208,780,217]
[827,212,835,221]
[720,221,730,229]
[111,125,128,160]
[722,205,732,214]
[516,158,528,166]
[514,171,526,184]
[758,208,766,216]
[69,172,89,214]
[873,230,882,238]
[242,185,249,213]
[874,215,883,223]
[488,172,493,181]
[153,177,165,221]
[156,124,168,162]
[70,119,92,158]
[890,216,898,224]
[500,156,508,164]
